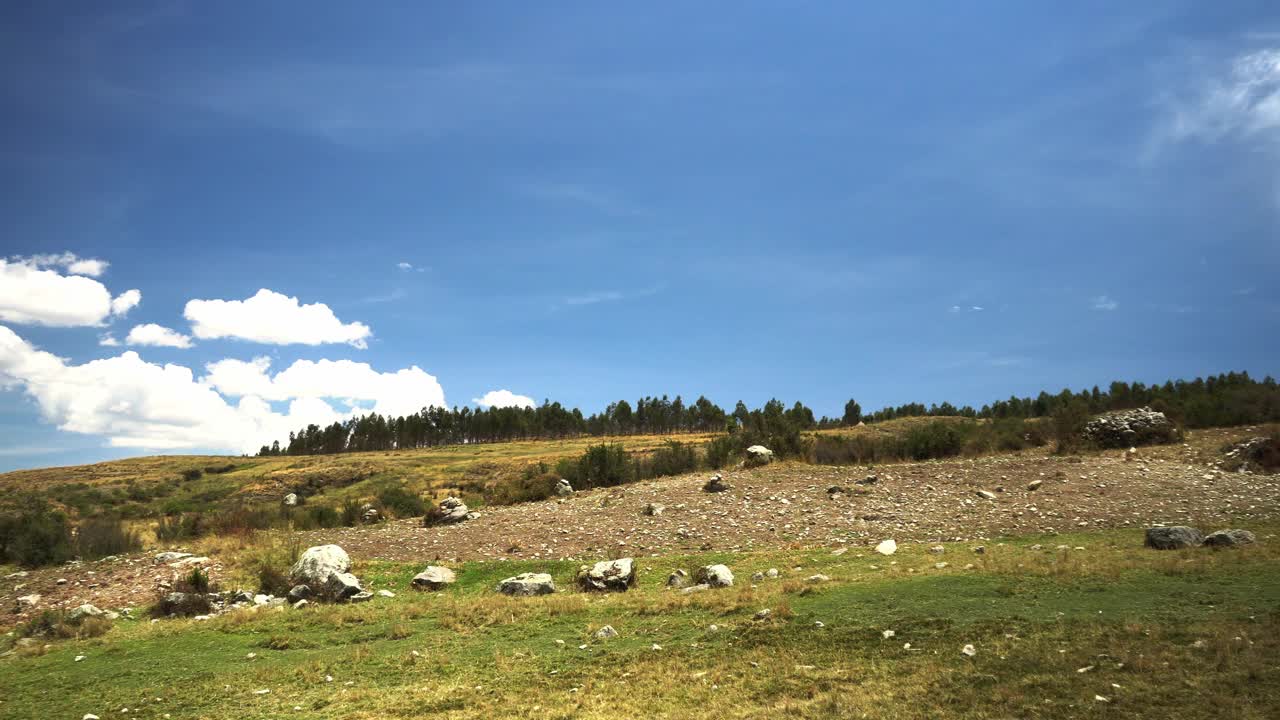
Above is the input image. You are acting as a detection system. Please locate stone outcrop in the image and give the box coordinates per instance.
[577,558,637,592]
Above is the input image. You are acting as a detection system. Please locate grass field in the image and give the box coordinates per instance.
[3,526,1277,719]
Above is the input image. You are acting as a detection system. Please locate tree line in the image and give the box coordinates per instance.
[259,371,1279,457]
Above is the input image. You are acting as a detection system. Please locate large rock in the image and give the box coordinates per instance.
[744,445,774,467]
[694,564,734,588]
[577,558,637,592]
[702,474,730,493]
[411,566,457,591]
[283,493,298,506]
[16,594,41,611]
[554,479,574,497]
[425,496,472,526]
[325,572,364,601]
[1202,529,1256,548]
[154,552,194,564]
[496,573,555,596]
[1083,407,1178,449]
[1144,526,1203,550]
[289,545,352,588]
[666,569,689,589]
[66,604,104,624]
[875,539,898,556]
[286,585,313,604]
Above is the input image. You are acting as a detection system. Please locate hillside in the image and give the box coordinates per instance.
[1,423,1277,718]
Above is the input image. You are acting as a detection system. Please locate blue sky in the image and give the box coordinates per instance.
[1,1,1278,471]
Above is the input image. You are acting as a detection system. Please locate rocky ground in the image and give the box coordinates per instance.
[5,424,1275,630]
[304,424,1280,562]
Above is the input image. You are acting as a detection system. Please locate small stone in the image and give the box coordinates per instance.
[961,644,977,657]
[595,625,618,639]
[377,590,395,598]
[754,609,772,621]
[882,630,895,639]
[875,539,897,556]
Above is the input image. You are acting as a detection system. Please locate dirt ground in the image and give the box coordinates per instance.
[304,424,1279,562]
[5,424,1275,631]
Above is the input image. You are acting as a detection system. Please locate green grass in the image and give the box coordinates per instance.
[4,527,1278,719]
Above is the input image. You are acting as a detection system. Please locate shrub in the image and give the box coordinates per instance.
[180,468,204,482]
[291,504,341,530]
[150,591,213,618]
[377,485,426,518]
[704,435,737,469]
[208,505,281,536]
[17,610,112,641]
[242,537,302,596]
[155,513,206,541]
[0,498,74,568]
[339,499,363,527]
[74,516,142,560]
[203,463,237,474]
[634,440,699,480]
[484,462,559,506]
[176,566,210,594]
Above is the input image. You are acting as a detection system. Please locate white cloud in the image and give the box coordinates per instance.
[564,291,624,306]
[397,261,413,270]
[110,289,142,317]
[17,252,110,277]
[0,258,134,327]
[0,325,445,452]
[98,333,120,347]
[1162,48,1280,145]
[473,389,536,409]
[1092,295,1118,311]
[126,323,193,349]
[203,356,446,419]
[184,289,372,348]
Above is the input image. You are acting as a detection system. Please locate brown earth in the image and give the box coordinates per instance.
[303,424,1280,562]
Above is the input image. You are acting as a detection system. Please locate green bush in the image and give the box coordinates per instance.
[155,513,206,541]
[0,498,74,568]
[377,485,426,518]
[634,440,699,480]
[180,468,204,482]
[484,462,560,505]
[74,516,141,560]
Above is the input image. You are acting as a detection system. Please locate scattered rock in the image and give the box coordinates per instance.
[497,572,556,596]
[1026,479,1043,492]
[765,568,779,579]
[411,566,457,591]
[856,474,878,485]
[961,644,977,657]
[554,479,574,497]
[1144,526,1203,550]
[703,474,730,493]
[753,609,772,621]
[67,604,104,624]
[286,585,312,604]
[643,502,665,516]
[875,539,897,556]
[594,625,618,639]
[283,493,298,506]
[577,558,637,592]
[290,545,352,588]
[975,490,997,501]
[377,589,395,598]
[807,574,830,583]
[694,564,734,588]
[929,545,945,554]
[1203,529,1256,548]
[153,552,193,564]
[665,569,689,589]
[16,594,41,611]
[425,496,473,526]
[744,445,775,467]
[325,573,364,601]
[1084,407,1177,449]
[972,546,986,555]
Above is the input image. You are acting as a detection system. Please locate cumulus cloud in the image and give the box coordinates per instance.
[110,289,142,317]
[203,356,446,419]
[17,252,110,277]
[1092,295,1119,311]
[98,333,120,347]
[473,389,536,409]
[184,289,372,348]
[0,258,139,327]
[0,325,445,452]
[126,323,193,349]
